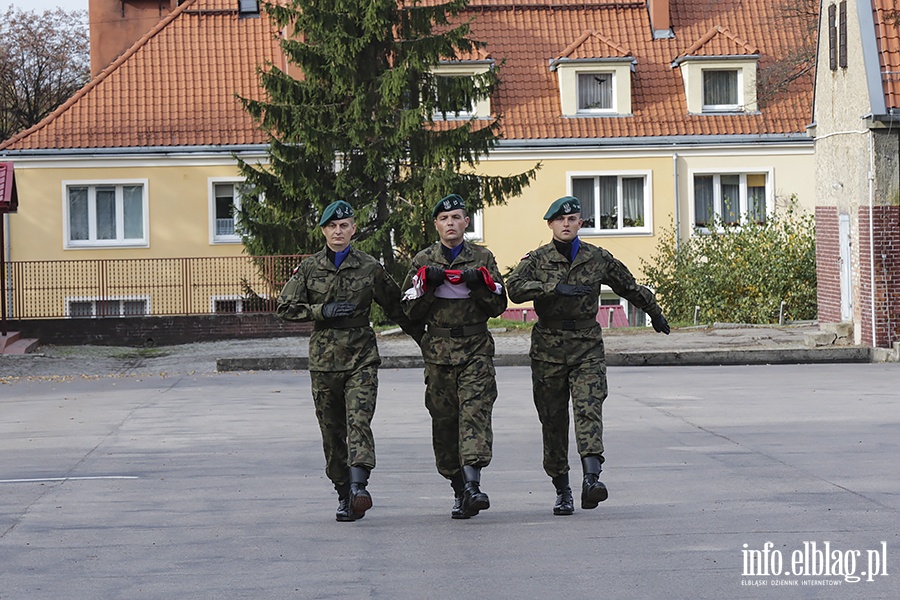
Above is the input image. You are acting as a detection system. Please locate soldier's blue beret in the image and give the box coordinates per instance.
[543,196,581,220]
[432,194,467,218]
[319,200,355,227]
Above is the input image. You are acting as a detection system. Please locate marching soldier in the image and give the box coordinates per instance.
[276,200,423,522]
[506,196,670,515]
[401,194,507,519]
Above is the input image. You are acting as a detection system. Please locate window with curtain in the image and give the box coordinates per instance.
[66,183,147,247]
[571,174,648,232]
[693,173,768,229]
[577,72,613,111]
[702,69,739,110]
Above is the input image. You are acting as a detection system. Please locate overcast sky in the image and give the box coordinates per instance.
[3,0,88,13]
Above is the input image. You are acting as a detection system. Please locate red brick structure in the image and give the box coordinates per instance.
[814,206,842,324]
[858,206,900,347]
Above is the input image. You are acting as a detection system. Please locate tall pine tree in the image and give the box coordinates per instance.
[238,0,537,277]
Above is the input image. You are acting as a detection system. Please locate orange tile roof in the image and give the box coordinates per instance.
[1,0,812,152]
[676,26,758,60]
[873,0,900,111]
[555,30,632,62]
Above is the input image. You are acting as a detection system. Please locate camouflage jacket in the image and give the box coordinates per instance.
[401,241,508,366]
[506,240,662,365]
[276,247,423,372]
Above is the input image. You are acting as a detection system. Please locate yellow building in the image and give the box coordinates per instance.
[0,0,815,323]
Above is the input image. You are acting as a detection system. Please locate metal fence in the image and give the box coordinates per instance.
[2,255,306,319]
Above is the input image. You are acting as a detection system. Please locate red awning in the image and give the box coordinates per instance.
[0,162,18,214]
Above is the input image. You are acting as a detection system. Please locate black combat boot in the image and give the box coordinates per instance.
[450,473,468,519]
[349,466,373,518]
[335,483,356,522]
[580,456,608,509]
[551,473,574,516]
[461,465,490,518]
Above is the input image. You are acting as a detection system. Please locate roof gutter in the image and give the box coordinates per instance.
[0,136,814,159]
[0,144,271,159]
[495,133,813,149]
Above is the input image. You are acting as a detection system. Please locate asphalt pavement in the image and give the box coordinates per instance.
[0,323,884,381]
[1,363,898,599]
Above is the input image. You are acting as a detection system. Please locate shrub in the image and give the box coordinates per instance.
[641,207,817,324]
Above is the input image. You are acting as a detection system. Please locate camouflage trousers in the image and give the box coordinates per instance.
[423,356,497,479]
[310,364,378,486]
[531,357,607,478]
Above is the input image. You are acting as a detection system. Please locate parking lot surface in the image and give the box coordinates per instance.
[1,363,897,599]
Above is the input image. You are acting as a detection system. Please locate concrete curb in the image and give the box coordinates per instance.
[216,347,875,372]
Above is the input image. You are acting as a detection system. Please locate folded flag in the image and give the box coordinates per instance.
[403,266,502,301]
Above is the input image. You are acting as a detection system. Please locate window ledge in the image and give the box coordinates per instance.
[579,228,652,237]
[65,242,150,250]
[569,112,633,118]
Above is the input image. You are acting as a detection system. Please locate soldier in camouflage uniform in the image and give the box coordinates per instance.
[276,200,423,522]
[401,194,508,519]
[507,196,670,515]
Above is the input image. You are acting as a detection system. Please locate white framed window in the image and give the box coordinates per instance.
[63,180,149,248]
[435,75,474,120]
[67,297,150,318]
[690,171,770,229]
[430,63,492,120]
[464,209,483,242]
[702,69,740,112]
[554,60,633,117]
[675,58,757,114]
[569,171,652,234]
[209,178,257,244]
[577,72,615,113]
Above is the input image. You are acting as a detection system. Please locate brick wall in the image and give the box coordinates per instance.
[859,205,900,348]
[815,206,842,323]
[12,313,313,347]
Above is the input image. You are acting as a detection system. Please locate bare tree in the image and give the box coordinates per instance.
[757,0,819,108]
[0,7,90,141]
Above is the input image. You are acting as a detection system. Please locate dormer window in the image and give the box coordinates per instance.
[552,31,634,117]
[430,63,492,120]
[702,69,740,111]
[555,61,633,117]
[577,72,614,113]
[672,26,759,115]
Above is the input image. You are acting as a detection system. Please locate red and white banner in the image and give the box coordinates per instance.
[403,266,503,301]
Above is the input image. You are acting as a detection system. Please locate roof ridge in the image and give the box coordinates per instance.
[0,0,197,151]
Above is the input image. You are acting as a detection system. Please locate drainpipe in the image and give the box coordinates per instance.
[868,130,876,347]
[673,152,680,251]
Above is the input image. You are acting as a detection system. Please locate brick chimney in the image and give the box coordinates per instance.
[89,0,179,76]
[647,0,673,39]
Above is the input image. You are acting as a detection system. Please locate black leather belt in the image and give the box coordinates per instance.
[427,323,488,338]
[314,316,370,330]
[538,318,597,331]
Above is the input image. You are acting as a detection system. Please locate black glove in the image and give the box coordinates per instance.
[425,266,446,288]
[322,302,357,319]
[554,283,592,297]
[651,313,670,335]
[460,269,484,290]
